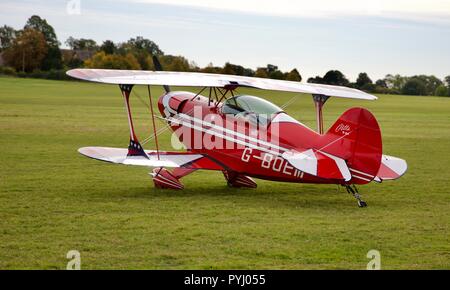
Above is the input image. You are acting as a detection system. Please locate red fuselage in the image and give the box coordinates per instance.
[158,91,371,185]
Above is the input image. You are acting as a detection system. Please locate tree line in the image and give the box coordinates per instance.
[64,37,303,82]
[308,70,450,97]
[1,15,449,97]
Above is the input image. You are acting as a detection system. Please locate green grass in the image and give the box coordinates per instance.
[0,76,449,269]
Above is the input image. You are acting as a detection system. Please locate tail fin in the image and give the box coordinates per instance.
[319,107,382,184]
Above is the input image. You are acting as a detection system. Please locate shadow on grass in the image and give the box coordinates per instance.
[105,181,364,211]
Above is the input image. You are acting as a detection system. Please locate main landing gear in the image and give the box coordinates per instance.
[150,168,184,190]
[345,185,367,208]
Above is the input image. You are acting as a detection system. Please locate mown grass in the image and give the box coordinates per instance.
[0,76,449,269]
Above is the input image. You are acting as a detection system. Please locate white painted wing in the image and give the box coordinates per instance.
[67,69,377,100]
[78,147,203,168]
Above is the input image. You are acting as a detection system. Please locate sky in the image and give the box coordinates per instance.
[1,0,450,81]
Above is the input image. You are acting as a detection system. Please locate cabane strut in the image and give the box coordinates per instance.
[312,94,330,134]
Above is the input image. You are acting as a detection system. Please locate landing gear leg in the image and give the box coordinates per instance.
[345,185,367,208]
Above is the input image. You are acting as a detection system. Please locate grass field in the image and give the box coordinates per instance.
[0,76,449,269]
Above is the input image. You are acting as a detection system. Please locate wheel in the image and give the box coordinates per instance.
[358,201,367,208]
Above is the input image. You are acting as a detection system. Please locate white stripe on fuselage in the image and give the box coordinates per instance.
[349,168,374,178]
[169,117,281,156]
[177,113,290,153]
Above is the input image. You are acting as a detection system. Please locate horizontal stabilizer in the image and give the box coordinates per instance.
[78,147,222,170]
[282,149,351,181]
[374,155,408,182]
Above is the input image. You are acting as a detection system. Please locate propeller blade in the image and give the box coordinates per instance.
[152,55,171,93]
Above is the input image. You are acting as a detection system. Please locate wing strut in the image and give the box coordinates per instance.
[147,85,160,160]
[119,84,148,158]
[312,94,330,134]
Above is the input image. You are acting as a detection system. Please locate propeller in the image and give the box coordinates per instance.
[152,55,171,93]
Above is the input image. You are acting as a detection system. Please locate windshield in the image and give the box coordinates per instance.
[222,95,283,116]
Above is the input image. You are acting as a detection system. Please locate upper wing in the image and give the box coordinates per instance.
[67,69,377,101]
[78,147,223,170]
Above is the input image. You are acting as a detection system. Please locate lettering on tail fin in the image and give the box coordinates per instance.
[334,123,352,135]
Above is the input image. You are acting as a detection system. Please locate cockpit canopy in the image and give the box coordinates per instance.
[222,95,283,125]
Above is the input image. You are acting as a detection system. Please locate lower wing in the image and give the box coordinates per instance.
[78,147,223,170]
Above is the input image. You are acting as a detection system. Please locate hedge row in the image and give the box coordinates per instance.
[0,66,72,81]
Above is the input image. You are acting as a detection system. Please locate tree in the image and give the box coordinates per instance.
[354,72,375,92]
[266,64,278,74]
[158,55,190,71]
[373,79,390,94]
[375,79,387,88]
[201,63,222,74]
[100,40,117,55]
[167,56,190,71]
[259,64,284,80]
[285,69,302,82]
[24,15,62,70]
[117,37,164,70]
[307,76,324,83]
[269,70,284,80]
[255,67,268,78]
[445,75,450,88]
[356,73,373,89]
[254,64,284,79]
[307,70,349,86]
[445,75,450,96]
[84,51,140,70]
[435,85,448,97]
[384,74,407,91]
[425,75,443,95]
[412,75,442,95]
[0,25,16,51]
[401,78,427,96]
[43,46,63,70]
[322,70,350,86]
[122,36,163,55]
[242,68,255,77]
[3,29,48,72]
[66,37,98,51]
[24,15,59,47]
[222,62,245,75]
[61,49,83,68]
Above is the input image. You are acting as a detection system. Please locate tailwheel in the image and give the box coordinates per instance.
[345,184,367,208]
[358,200,368,208]
[150,167,184,190]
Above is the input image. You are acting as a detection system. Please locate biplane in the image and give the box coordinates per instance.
[67,58,407,207]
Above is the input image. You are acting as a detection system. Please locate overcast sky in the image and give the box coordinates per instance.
[1,0,450,81]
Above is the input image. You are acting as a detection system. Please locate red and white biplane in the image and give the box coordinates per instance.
[67,59,406,207]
